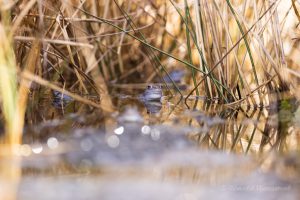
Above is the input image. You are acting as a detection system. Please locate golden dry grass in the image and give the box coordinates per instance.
[0,0,299,146]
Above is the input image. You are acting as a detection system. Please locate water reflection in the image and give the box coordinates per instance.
[118,107,144,123]
[18,95,300,162]
[21,94,300,155]
[176,97,300,154]
[79,92,300,154]
[2,93,300,200]
[144,101,162,114]
[47,137,59,149]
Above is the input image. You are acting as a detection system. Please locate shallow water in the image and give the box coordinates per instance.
[1,89,300,199]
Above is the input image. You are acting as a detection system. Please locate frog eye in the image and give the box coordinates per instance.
[147,85,152,89]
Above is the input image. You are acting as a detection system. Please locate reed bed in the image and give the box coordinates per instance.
[0,0,299,146]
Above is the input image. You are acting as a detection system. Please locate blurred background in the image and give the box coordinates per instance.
[0,0,300,199]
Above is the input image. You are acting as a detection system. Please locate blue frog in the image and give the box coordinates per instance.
[140,85,163,102]
[52,90,74,108]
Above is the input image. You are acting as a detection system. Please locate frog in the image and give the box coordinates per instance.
[52,90,74,108]
[163,69,185,83]
[140,84,163,102]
